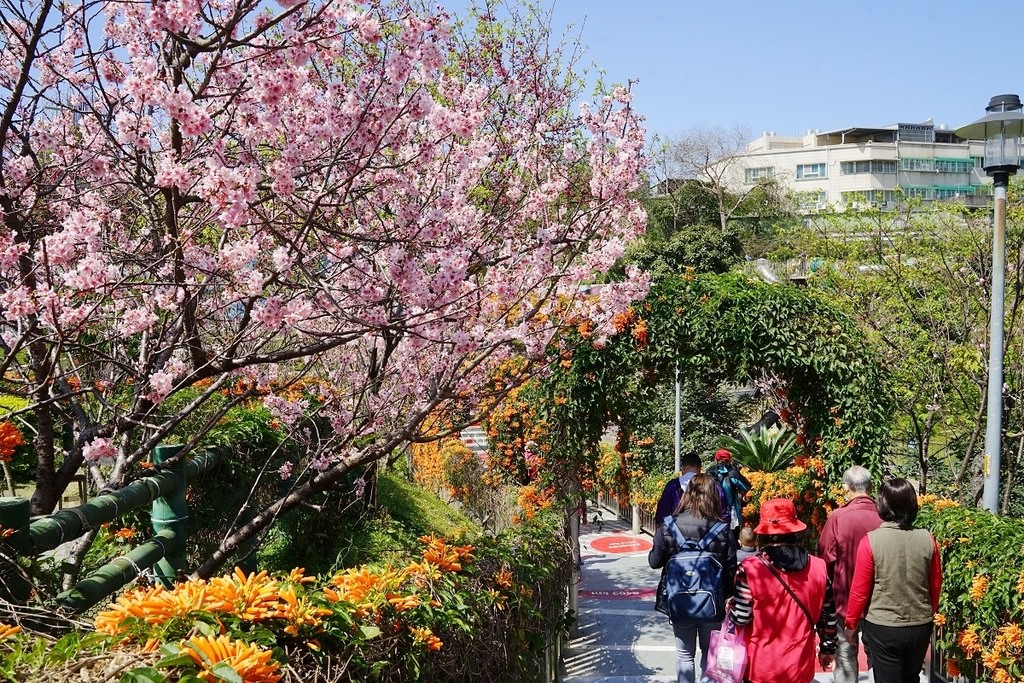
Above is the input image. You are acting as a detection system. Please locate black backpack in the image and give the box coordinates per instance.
[663,518,728,624]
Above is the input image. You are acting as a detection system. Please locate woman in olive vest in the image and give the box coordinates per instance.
[845,478,943,683]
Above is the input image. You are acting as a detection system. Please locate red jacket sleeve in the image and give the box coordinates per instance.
[929,536,943,614]
[844,535,874,631]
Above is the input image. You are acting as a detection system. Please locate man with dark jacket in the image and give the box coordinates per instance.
[654,452,703,522]
[816,465,883,683]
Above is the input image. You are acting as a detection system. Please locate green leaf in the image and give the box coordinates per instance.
[360,624,382,639]
[209,662,243,683]
[155,652,196,668]
[118,668,165,683]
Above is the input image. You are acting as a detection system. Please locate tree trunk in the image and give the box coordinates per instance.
[954,392,987,492]
[1001,434,1023,515]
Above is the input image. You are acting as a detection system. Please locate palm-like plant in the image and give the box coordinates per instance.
[715,427,801,473]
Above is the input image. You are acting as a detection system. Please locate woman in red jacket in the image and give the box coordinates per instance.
[728,498,838,683]
[845,478,942,683]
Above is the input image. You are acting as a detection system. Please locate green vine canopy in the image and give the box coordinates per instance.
[528,273,893,495]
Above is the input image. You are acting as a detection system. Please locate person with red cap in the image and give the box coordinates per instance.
[729,498,838,683]
[706,447,752,537]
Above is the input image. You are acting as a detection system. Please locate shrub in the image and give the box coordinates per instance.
[918,499,1024,683]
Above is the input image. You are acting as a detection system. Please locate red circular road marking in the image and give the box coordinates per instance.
[591,535,652,554]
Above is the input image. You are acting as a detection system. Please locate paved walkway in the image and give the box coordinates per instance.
[559,503,920,683]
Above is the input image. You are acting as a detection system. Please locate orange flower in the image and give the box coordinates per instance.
[958,628,982,657]
[969,575,989,602]
[112,527,136,541]
[946,658,960,677]
[410,626,443,651]
[0,623,21,640]
[495,569,513,590]
[181,635,281,683]
[0,421,25,462]
[933,613,947,627]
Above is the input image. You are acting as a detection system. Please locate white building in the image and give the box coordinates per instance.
[724,122,990,212]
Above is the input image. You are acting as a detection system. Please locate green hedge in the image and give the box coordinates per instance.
[918,500,1024,682]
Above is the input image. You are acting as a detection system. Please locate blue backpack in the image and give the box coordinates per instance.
[663,518,728,624]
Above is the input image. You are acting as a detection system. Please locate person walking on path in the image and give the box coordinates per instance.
[707,448,752,533]
[816,465,882,683]
[736,526,757,563]
[845,478,942,683]
[729,498,838,683]
[655,452,703,523]
[649,473,736,683]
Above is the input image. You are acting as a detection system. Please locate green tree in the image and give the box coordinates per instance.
[803,187,1024,512]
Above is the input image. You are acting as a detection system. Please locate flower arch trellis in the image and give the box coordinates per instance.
[536,273,893,491]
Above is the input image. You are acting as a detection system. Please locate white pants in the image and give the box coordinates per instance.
[834,621,861,683]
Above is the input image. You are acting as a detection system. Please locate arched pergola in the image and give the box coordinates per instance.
[541,273,892,484]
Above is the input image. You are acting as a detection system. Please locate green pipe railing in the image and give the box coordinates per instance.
[56,529,181,611]
[0,447,220,612]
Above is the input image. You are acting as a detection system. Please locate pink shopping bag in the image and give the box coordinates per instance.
[704,619,747,683]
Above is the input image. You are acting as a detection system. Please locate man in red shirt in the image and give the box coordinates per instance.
[816,465,882,683]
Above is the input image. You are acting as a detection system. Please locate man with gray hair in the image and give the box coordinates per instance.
[816,465,882,683]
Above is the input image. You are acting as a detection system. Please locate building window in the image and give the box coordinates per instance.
[796,163,826,179]
[797,191,827,209]
[840,160,897,174]
[934,186,982,199]
[842,190,895,206]
[902,186,934,200]
[935,159,973,174]
[899,158,935,172]
[897,124,935,143]
[744,166,775,183]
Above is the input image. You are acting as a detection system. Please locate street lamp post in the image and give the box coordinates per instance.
[955,94,1024,513]
[674,361,681,473]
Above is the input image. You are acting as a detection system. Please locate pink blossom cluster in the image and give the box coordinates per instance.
[0,1,647,522]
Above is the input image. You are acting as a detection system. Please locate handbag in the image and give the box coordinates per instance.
[704,618,747,683]
[655,566,668,615]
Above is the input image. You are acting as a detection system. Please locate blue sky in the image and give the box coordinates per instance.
[447,0,1024,143]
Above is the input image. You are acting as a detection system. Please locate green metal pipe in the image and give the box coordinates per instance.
[151,444,188,587]
[27,451,219,555]
[56,529,181,612]
[0,498,31,601]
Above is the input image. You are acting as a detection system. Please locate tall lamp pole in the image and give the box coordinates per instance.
[674,361,681,473]
[955,94,1024,513]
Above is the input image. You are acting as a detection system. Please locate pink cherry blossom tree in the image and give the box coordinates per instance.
[0,0,646,577]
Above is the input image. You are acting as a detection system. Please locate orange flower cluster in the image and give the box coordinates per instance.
[0,421,25,463]
[969,575,989,603]
[958,628,982,658]
[741,465,829,535]
[630,318,648,347]
[95,568,329,636]
[182,634,281,683]
[410,626,443,651]
[611,307,636,333]
[419,534,474,572]
[918,494,960,511]
[515,484,554,522]
[323,567,394,618]
[0,623,21,640]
